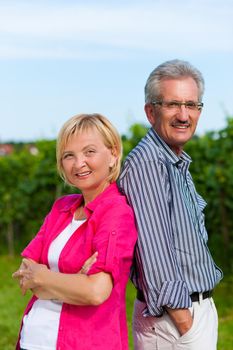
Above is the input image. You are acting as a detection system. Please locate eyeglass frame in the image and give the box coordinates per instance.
[151,100,204,111]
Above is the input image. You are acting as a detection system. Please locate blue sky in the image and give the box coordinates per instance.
[0,0,233,142]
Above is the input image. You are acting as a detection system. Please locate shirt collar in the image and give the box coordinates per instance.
[85,182,119,213]
[60,195,83,213]
[59,183,119,218]
[147,128,192,167]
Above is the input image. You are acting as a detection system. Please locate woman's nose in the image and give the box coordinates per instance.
[73,156,86,168]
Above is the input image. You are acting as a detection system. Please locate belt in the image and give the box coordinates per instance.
[136,289,146,302]
[136,289,213,303]
[190,290,213,302]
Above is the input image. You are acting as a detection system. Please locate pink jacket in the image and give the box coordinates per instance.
[16,183,137,350]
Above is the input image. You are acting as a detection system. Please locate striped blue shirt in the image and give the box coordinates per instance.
[118,128,223,316]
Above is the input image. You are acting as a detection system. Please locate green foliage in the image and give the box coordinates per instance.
[121,123,148,159]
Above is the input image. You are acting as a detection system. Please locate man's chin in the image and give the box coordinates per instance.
[173,130,194,145]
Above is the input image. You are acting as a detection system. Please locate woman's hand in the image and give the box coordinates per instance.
[79,252,98,274]
[12,258,36,295]
[12,259,49,295]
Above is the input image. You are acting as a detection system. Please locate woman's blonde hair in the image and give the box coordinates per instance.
[56,113,122,185]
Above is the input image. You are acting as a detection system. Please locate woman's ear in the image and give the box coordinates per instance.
[109,147,118,168]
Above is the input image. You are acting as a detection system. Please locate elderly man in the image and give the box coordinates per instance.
[119,59,222,350]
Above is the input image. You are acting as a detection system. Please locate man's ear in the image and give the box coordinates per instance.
[144,103,157,126]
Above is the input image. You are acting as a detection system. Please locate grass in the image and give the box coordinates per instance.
[214,276,233,349]
[0,256,31,350]
[1,255,232,349]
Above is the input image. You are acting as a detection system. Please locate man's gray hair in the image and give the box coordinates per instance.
[144,59,205,103]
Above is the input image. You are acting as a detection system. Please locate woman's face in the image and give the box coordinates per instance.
[61,128,116,203]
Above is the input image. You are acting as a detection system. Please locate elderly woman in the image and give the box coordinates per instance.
[13,113,137,350]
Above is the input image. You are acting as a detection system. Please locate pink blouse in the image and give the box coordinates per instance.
[16,183,137,350]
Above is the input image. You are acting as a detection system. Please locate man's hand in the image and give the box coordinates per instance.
[166,307,193,336]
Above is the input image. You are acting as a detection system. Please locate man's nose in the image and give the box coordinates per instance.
[178,104,189,120]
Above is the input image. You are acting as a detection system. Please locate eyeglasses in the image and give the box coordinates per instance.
[151,100,204,111]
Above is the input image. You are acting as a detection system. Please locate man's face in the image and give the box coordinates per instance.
[145,77,202,155]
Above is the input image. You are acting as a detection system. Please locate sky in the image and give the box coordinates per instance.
[0,0,233,142]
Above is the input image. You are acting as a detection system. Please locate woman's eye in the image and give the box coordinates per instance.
[63,153,73,159]
[85,149,95,156]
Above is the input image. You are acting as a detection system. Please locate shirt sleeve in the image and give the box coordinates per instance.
[119,158,191,316]
[87,201,137,285]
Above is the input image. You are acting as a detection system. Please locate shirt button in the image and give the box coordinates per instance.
[111,231,116,235]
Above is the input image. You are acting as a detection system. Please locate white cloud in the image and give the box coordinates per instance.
[0,0,232,59]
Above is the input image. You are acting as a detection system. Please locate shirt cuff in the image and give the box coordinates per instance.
[144,280,192,317]
[87,262,119,285]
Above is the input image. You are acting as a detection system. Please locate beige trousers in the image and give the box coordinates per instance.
[133,297,218,350]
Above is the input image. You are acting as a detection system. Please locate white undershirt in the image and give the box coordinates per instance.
[20,217,84,350]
